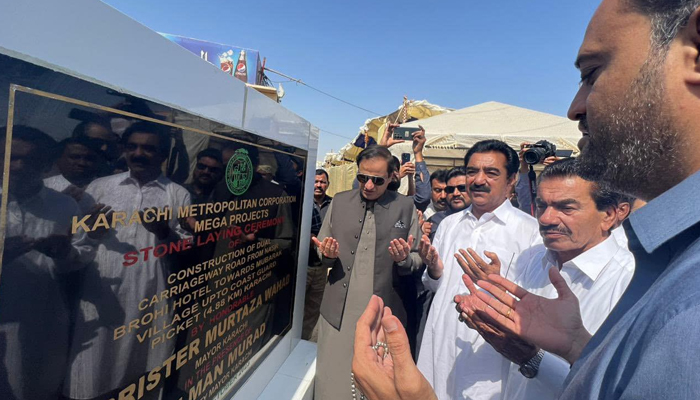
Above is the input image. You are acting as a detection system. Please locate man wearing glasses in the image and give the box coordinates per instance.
[313,145,422,400]
[426,167,470,241]
[417,139,542,400]
[185,148,224,204]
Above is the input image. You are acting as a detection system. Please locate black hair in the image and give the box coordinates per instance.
[122,121,171,157]
[464,139,519,177]
[72,119,114,139]
[446,167,466,182]
[356,145,393,176]
[58,136,104,157]
[617,193,637,206]
[429,169,449,184]
[390,156,401,174]
[538,157,618,211]
[315,168,329,181]
[290,157,303,172]
[196,148,223,164]
[0,125,58,170]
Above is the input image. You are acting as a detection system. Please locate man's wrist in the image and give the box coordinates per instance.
[414,151,424,163]
[519,161,528,173]
[427,265,442,280]
[396,255,411,267]
[565,329,592,366]
[519,349,545,378]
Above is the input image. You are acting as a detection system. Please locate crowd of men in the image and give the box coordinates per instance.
[342,0,700,399]
[308,123,638,399]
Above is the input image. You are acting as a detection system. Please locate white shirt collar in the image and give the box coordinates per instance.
[542,235,621,282]
[460,198,514,225]
[117,170,168,189]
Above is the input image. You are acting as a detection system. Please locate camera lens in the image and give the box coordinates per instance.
[524,148,545,165]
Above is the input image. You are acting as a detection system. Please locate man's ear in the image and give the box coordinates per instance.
[507,173,517,187]
[682,7,700,84]
[601,205,617,233]
[616,203,631,222]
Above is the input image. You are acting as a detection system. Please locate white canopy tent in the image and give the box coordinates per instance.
[389,101,583,170]
[323,101,583,195]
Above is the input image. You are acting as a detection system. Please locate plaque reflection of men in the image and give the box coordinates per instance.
[0,126,93,400]
[213,143,294,317]
[216,144,294,250]
[44,137,105,208]
[185,148,224,204]
[65,122,191,400]
[71,119,121,176]
[313,145,422,400]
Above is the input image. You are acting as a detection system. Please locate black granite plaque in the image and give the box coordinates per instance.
[0,54,306,400]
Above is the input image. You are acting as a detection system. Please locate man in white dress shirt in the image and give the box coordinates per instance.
[423,169,449,221]
[65,121,191,400]
[0,126,95,400]
[43,136,105,210]
[456,158,634,400]
[417,139,542,400]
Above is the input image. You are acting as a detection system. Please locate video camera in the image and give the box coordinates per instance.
[523,140,557,165]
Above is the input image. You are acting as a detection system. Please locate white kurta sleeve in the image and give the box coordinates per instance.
[534,352,570,396]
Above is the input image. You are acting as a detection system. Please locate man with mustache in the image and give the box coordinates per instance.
[65,121,192,400]
[44,136,105,209]
[426,167,470,240]
[454,0,700,398]
[313,145,421,399]
[185,148,224,204]
[455,158,633,400]
[354,0,700,398]
[302,169,333,341]
[423,169,448,221]
[416,139,541,399]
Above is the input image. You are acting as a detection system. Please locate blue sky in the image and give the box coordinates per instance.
[102,0,599,159]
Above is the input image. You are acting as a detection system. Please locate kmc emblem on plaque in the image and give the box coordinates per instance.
[225,148,253,195]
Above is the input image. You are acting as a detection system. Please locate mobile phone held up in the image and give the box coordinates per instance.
[393,126,421,141]
[401,153,411,165]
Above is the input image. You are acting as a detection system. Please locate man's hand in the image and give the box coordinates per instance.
[399,162,416,179]
[465,269,592,366]
[412,126,426,163]
[421,222,432,237]
[418,234,443,279]
[62,185,85,202]
[33,234,73,260]
[543,156,560,166]
[455,280,538,365]
[84,203,113,240]
[3,235,36,263]
[352,295,437,400]
[389,235,414,263]
[312,236,339,259]
[141,207,171,240]
[380,123,405,148]
[519,142,531,173]
[233,226,257,244]
[416,210,432,237]
[455,248,501,287]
